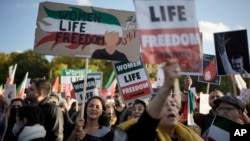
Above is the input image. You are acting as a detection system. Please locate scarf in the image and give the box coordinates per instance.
[118,119,203,141]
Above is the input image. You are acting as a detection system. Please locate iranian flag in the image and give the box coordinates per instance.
[6,64,17,84]
[101,71,117,98]
[230,74,246,93]
[102,78,117,98]
[35,4,123,50]
[207,115,239,141]
[52,76,59,93]
[17,72,29,99]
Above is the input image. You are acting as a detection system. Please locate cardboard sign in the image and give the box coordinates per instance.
[4,84,16,104]
[134,0,202,75]
[198,54,221,85]
[34,2,140,62]
[113,59,152,103]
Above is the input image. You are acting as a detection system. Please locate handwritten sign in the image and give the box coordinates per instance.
[34,2,140,62]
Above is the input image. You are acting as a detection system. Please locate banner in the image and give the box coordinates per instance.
[134,0,202,75]
[34,2,140,62]
[198,54,221,85]
[113,59,152,103]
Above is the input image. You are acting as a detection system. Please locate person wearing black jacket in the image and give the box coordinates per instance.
[193,89,223,135]
[25,78,64,141]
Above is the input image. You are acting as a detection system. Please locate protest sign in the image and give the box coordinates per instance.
[214,30,249,75]
[113,59,152,103]
[34,2,140,62]
[134,0,202,75]
[60,69,103,96]
[72,78,97,104]
[60,69,92,95]
[199,93,211,114]
[198,54,221,85]
[4,84,16,104]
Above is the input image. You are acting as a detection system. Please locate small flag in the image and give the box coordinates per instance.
[52,76,59,93]
[230,74,247,92]
[6,64,17,84]
[207,115,239,141]
[102,78,117,98]
[17,72,29,99]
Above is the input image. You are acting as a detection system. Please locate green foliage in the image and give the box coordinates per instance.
[0,50,50,85]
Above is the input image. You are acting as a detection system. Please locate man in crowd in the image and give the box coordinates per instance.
[193,89,224,135]
[113,92,127,126]
[202,95,247,140]
[25,78,64,141]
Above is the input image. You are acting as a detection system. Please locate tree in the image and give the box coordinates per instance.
[0,52,11,84]
[9,50,50,85]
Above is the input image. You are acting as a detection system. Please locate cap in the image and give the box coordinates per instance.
[214,95,245,112]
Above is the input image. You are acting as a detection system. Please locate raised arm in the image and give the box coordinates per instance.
[215,33,234,74]
[147,59,181,119]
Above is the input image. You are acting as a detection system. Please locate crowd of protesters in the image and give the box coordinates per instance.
[1,59,250,141]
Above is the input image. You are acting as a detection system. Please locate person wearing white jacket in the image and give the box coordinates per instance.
[12,106,46,141]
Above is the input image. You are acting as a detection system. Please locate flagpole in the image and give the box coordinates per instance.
[50,68,52,95]
[206,83,210,94]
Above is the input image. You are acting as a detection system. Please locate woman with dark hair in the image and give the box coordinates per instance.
[66,96,113,141]
[4,98,25,141]
[12,105,46,141]
[116,59,203,141]
[131,99,147,119]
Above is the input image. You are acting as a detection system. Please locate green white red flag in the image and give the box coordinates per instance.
[6,64,17,84]
[17,72,29,99]
[102,78,117,98]
[52,76,59,93]
[207,115,239,141]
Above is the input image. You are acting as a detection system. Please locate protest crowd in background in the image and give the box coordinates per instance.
[1,0,250,141]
